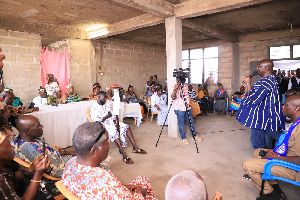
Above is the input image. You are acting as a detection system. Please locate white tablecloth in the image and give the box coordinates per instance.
[27,100,142,148]
[27,101,95,148]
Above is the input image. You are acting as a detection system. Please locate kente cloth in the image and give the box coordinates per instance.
[151,93,168,125]
[236,75,284,132]
[189,97,201,117]
[273,117,300,156]
[230,97,242,111]
[13,135,72,178]
[45,82,60,96]
[33,96,48,107]
[67,94,82,103]
[0,172,22,200]
[89,92,98,100]
[62,157,157,200]
[90,102,129,147]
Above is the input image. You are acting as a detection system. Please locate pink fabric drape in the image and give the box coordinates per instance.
[40,47,70,95]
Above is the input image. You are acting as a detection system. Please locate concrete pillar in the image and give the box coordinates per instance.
[165,16,182,139]
[232,43,240,93]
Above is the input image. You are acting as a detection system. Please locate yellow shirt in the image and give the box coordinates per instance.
[197,90,205,99]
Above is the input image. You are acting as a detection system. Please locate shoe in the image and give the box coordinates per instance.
[256,190,283,200]
[243,174,251,180]
[182,139,189,144]
[194,135,204,141]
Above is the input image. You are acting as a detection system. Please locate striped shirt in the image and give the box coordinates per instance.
[236,75,284,131]
[173,84,190,111]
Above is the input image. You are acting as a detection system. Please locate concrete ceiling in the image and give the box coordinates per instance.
[0,0,299,46]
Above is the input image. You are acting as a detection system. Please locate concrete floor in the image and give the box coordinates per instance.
[103,114,300,200]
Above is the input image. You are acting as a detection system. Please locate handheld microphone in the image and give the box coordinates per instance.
[242,71,258,84]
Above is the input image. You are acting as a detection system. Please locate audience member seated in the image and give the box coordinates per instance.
[32,87,48,107]
[61,122,157,199]
[106,87,114,100]
[243,95,300,200]
[125,85,147,116]
[214,83,228,115]
[230,86,244,117]
[45,74,61,104]
[89,83,101,100]
[151,88,168,126]
[0,131,51,200]
[13,115,75,178]
[61,84,82,103]
[165,170,222,200]
[188,84,203,116]
[0,102,19,137]
[147,85,156,99]
[90,91,147,164]
[163,85,168,95]
[1,89,15,106]
[146,75,154,94]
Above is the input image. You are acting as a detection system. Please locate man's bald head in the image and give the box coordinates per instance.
[283,95,300,119]
[16,115,38,132]
[257,59,274,78]
[165,170,207,200]
[16,115,43,142]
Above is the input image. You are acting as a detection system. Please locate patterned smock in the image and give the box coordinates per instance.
[13,135,72,178]
[62,157,157,200]
[67,93,82,103]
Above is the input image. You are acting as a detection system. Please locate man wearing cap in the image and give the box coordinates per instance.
[237,59,284,150]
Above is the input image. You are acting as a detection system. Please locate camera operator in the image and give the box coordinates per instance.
[171,77,204,145]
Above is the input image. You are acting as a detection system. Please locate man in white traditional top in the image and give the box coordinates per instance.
[32,87,48,107]
[90,91,147,164]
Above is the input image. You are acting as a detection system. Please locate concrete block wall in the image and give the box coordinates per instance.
[0,29,41,105]
[95,40,167,96]
[239,36,300,84]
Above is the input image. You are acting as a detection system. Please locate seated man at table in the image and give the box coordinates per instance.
[13,115,75,178]
[61,84,82,103]
[31,87,48,107]
[243,95,300,200]
[62,122,157,199]
[90,91,147,164]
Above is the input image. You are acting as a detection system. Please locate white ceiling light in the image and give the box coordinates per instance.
[87,28,109,38]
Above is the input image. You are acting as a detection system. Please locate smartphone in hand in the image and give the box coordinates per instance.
[43,138,46,157]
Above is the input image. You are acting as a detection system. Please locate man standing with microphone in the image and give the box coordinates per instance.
[171,76,204,145]
[237,59,284,150]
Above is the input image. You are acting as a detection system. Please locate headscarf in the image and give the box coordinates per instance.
[4,88,13,92]
[93,83,101,90]
[240,86,245,90]
[66,84,72,89]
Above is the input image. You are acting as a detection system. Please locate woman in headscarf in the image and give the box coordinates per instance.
[213,83,228,115]
[230,86,245,117]
[45,74,61,104]
[89,83,101,100]
[61,84,82,103]
[125,85,147,117]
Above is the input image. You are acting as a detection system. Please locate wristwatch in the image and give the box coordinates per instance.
[246,83,250,86]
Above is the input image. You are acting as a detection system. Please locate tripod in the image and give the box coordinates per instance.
[155,81,199,153]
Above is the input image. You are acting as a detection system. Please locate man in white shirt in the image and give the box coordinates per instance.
[287,68,300,90]
[32,88,48,107]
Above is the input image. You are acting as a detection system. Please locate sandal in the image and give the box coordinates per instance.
[132,148,147,154]
[243,174,251,180]
[123,157,134,164]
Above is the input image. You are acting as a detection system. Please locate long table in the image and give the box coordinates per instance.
[27,100,142,148]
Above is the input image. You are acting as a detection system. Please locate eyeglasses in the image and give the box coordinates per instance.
[90,122,106,150]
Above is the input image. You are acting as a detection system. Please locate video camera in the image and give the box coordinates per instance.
[173,68,190,83]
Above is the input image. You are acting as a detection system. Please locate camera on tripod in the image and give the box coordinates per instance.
[173,68,190,83]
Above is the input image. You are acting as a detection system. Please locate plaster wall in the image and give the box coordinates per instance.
[0,29,41,105]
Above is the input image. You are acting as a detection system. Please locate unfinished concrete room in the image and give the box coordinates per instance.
[0,0,300,199]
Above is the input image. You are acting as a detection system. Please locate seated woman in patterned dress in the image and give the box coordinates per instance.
[213,83,228,115]
[45,74,61,104]
[89,83,101,100]
[61,122,157,200]
[151,88,168,126]
[61,84,82,103]
[124,85,147,117]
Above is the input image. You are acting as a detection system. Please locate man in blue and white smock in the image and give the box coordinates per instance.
[237,59,284,150]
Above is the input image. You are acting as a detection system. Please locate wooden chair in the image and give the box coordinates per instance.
[55,181,80,200]
[148,96,158,124]
[13,157,65,200]
[13,157,60,181]
[86,108,93,122]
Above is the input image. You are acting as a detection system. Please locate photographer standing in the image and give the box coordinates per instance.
[171,77,204,144]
